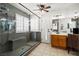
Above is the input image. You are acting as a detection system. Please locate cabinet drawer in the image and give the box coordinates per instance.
[59,42,66,49]
[51,35,58,39]
[52,41,59,47]
[59,42,66,46]
[59,39,67,43]
[58,36,67,42]
[58,36,66,39]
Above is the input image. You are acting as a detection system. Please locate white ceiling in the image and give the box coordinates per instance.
[21,3,79,17]
[11,3,79,18]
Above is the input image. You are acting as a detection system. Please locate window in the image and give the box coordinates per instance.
[16,13,29,33]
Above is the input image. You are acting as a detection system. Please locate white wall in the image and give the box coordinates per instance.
[40,13,52,43]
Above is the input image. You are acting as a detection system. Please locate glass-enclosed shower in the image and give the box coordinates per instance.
[0,3,41,56]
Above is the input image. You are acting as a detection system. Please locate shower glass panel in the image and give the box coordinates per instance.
[0,9,16,53]
[0,3,41,56]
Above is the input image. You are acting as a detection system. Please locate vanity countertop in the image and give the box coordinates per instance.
[51,33,68,36]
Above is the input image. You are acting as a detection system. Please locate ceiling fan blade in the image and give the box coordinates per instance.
[40,5,45,8]
[43,9,49,12]
[45,6,51,9]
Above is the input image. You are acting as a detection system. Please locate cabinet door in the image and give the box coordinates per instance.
[58,35,67,49]
[51,35,59,47]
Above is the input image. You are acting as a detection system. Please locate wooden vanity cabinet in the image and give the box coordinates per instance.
[51,35,59,47]
[58,35,67,49]
[51,35,67,49]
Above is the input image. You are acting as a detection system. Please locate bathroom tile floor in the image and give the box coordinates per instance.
[28,43,76,56]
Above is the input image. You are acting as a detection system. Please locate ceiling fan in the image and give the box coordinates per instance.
[34,4,51,12]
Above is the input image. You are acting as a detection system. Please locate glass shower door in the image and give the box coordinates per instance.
[0,8,16,53]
